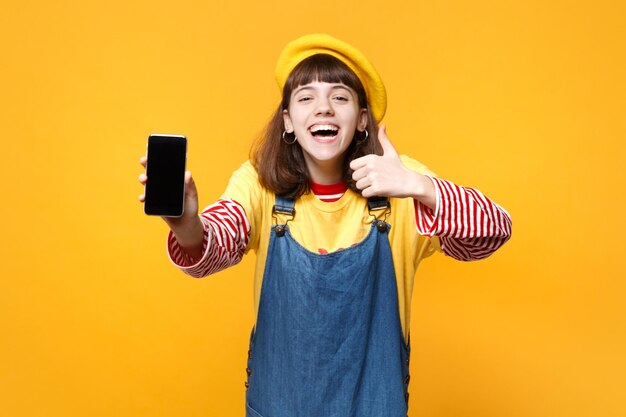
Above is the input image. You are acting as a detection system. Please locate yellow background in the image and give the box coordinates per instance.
[1,0,624,416]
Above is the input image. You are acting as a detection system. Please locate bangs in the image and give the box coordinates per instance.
[282,54,368,108]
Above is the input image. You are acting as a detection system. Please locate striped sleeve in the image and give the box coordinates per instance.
[166,199,250,278]
[415,175,512,261]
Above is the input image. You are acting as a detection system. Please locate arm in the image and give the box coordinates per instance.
[350,125,512,261]
[414,176,512,261]
[139,157,253,277]
[167,199,250,278]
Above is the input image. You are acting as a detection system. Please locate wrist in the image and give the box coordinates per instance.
[409,172,437,211]
[171,215,205,249]
[404,170,425,198]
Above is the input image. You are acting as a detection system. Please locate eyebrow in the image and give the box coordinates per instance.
[293,85,352,95]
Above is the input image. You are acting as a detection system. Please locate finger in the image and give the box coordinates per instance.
[185,171,196,192]
[350,154,375,171]
[351,167,368,182]
[139,194,145,202]
[138,173,147,184]
[139,156,147,167]
[378,124,398,157]
[184,171,199,200]
[361,187,376,198]
[355,176,372,190]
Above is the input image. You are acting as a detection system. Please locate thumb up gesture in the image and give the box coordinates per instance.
[350,124,421,199]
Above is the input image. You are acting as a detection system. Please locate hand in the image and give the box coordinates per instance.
[350,124,421,198]
[138,156,204,252]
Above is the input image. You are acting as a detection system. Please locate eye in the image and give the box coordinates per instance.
[333,95,349,101]
[297,96,312,102]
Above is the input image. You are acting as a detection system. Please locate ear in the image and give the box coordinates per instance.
[282,109,293,133]
[358,108,368,131]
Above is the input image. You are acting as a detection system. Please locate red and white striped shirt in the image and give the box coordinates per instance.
[167,177,512,275]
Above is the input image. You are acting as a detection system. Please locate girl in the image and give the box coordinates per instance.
[139,34,512,417]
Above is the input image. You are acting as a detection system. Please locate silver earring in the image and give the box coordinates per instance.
[356,129,369,144]
[282,131,297,144]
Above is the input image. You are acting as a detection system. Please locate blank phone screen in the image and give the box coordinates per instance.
[144,135,187,216]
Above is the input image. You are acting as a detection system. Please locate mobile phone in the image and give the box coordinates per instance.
[144,134,187,217]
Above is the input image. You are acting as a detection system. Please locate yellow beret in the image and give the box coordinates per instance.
[275,33,387,123]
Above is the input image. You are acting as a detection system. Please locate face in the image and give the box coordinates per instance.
[283,81,367,180]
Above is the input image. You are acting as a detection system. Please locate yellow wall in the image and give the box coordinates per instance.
[1,1,624,416]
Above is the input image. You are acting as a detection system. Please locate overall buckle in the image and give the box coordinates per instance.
[367,196,391,232]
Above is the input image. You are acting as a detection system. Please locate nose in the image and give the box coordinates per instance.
[315,97,334,116]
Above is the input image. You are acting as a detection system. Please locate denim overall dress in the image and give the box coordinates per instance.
[245,196,411,417]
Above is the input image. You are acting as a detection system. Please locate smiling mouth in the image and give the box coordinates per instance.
[310,126,340,141]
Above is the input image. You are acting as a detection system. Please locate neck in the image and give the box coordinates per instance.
[304,156,344,184]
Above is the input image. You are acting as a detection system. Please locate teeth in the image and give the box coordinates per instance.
[310,124,339,132]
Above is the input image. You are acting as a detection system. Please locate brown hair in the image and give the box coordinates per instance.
[250,54,383,200]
